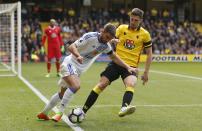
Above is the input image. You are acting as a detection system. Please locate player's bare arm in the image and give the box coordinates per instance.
[141,46,152,85]
[68,43,83,64]
[110,38,120,45]
[109,52,138,74]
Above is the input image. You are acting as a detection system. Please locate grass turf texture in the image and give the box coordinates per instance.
[0,62,202,131]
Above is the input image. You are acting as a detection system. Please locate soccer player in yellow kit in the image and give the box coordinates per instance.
[82,8,152,117]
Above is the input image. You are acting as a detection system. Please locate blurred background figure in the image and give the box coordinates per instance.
[42,19,64,77]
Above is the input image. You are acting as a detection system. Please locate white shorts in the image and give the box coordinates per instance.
[58,63,80,88]
[60,63,79,78]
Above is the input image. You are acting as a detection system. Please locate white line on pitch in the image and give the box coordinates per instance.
[29,69,202,84]
[149,69,202,80]
[67,104,202,108]
[29,79,200,84]
[19,76,83,131]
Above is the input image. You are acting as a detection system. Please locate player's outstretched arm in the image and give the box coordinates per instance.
[109,52,138,74]
[141,47,152,85]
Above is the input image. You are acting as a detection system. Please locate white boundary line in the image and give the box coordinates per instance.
[149,69,202,80]
[19,76,83,131]
[67,104,202,108]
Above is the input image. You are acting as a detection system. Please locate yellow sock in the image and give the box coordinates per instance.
[92,85,102,94]
[126,86,134,93]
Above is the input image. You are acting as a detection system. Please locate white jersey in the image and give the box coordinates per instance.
[62,32,112,75]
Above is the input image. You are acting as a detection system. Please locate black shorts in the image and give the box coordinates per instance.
[100,62,137,83]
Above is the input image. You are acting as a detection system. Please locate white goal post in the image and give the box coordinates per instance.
[0,2,21,77]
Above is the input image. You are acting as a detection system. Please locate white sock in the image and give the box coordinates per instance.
[42,93,61,114]
[59,88,75,113]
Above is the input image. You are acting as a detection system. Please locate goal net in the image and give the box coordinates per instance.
[0,2,21,77]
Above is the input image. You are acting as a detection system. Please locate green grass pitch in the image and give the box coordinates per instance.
[0,62,202,131]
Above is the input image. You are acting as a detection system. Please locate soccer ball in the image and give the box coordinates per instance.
[68,107,85,124]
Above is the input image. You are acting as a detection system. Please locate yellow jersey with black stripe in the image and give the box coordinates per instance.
[115,24,152,67]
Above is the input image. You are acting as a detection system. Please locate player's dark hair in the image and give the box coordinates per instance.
[131,8,144,19]
[103,23,116,37]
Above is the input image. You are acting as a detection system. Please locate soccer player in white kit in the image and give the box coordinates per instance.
[37,23,138,122]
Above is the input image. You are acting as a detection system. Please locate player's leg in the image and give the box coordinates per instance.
[119,71,137,117]
[52,75,80,122]
[82,76,110,113]
[37,87,66,120]
[52,64,80,122]
[55,58,60,77]
[60,75,80,113]
[82,62,120,114]
[46,49,54,77]
[46,58,51,77]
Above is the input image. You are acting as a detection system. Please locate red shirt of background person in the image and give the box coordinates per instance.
[42,19,63,77]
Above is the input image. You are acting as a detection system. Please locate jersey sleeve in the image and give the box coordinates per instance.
[74,36,88,47]
[143,31,152,48]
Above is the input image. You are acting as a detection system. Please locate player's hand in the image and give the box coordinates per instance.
[110,39,120,45]
[61,45,65,53]
[77,55,83,64]
[127,67,138,75]
[141,71,149,85]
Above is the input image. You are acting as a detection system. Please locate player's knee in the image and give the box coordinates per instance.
[127,83,135,87]
[98,77,110,90]
[92,80,109,94]
[125,80,137,87]
[124,76,137,87]
[97,82,108,90]
[56,59,60,62]
[72,84,80,92]
[75,86,80,92]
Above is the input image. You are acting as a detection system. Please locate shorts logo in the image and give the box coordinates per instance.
[124,39,135,50]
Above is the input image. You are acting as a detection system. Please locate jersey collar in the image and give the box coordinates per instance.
[128,25,141,31]
[48,26,56,29]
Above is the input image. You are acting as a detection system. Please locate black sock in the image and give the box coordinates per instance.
[82,90,99,113]
[122,91,133,107]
